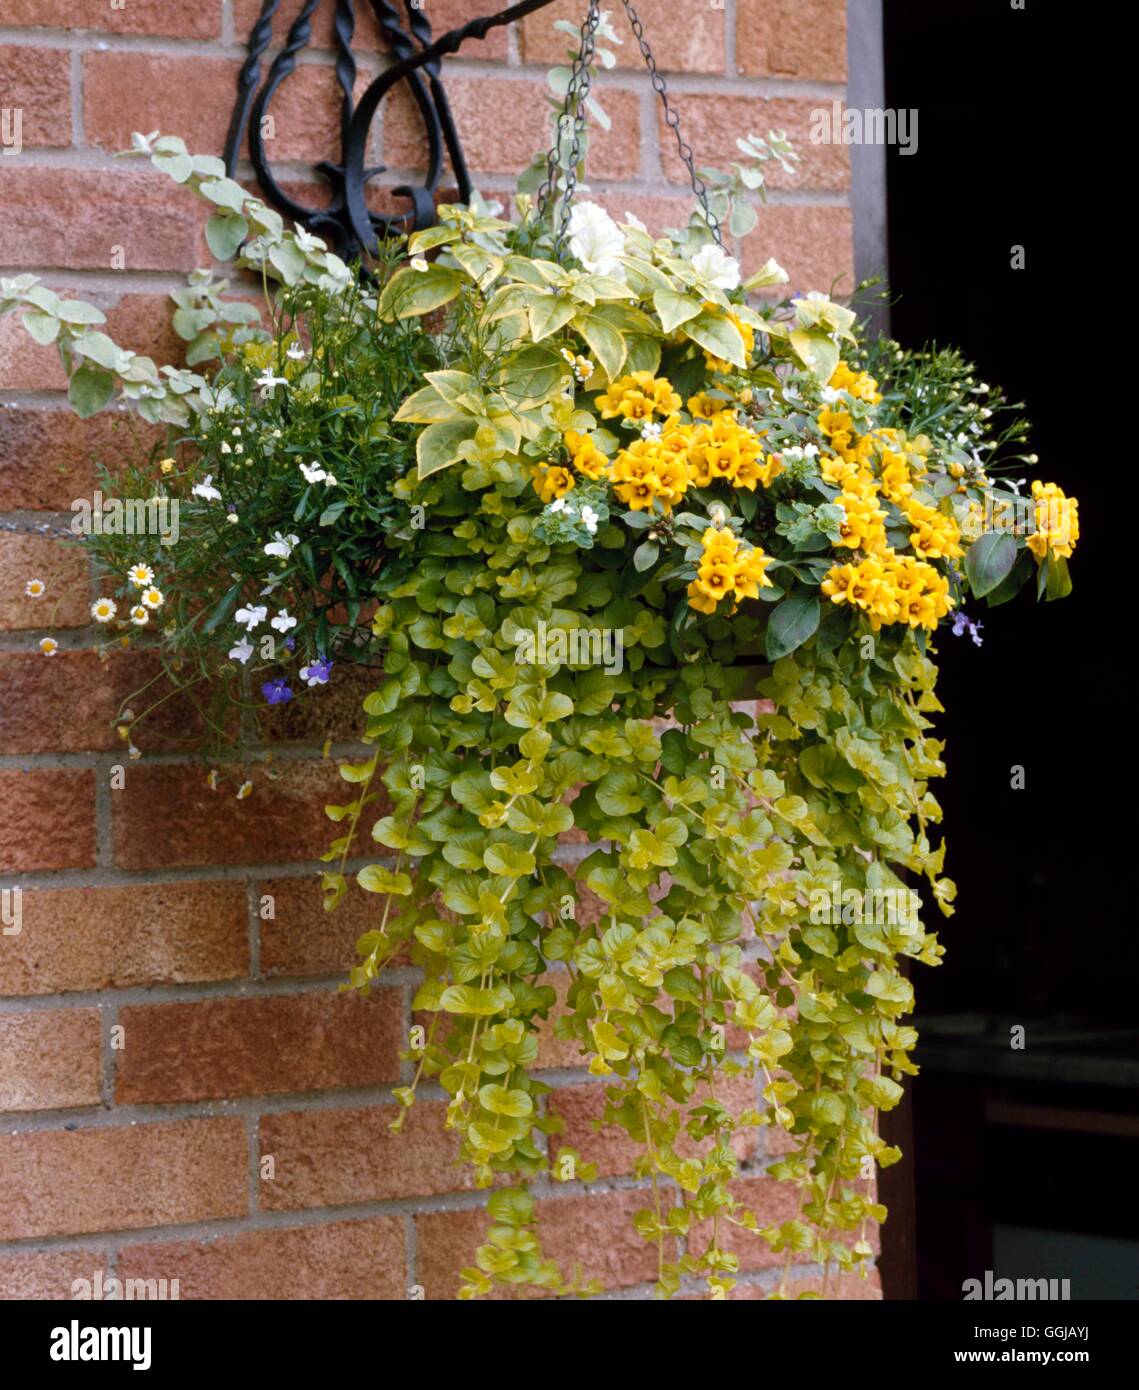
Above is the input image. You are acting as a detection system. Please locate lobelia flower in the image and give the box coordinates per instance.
[951,611,984,647]
[286,341,307,361]
[300,462,326,484]
[264,531,298,560]
[235,604,268,631]
[228,635,254,665]
[261,678,293,705]
[299,655,334,687]
[255,368,289,399]
[192,474,222,502]
[567,202,626,279]
[689,243,741,291]
[270,608,297,633]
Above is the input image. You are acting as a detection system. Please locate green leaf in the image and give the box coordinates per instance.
[683,310,746,367]
[789,327,840,382]
[22,310,59,345]
[765,594,820,661]
[575,313,626,381]
[68,364,115,418]
[416,418,478,479]
[652,288,702,334]
[378,265,462,321]
[528,294,578,342]
[478,1084,533,1117]
[205,212,248,261]
[440,984,515,1016]
[965,530,1017,598]
[357,864,413,895]
[483,843,537,878]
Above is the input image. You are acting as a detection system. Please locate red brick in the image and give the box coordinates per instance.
[232,0,508,59]
[742,203,854,297]
[0,291,185,393]
[0,769,96,871]
[83,54,378,168]
[1,0,222,39]
[659,95,849,192]
[385,76,641,180]
[0,46,72,147]
[736,0,848,82]
[114,989,403,1103]
[0,1118,247,1240]
[0,881,248,996]
[255,659,375,747]
[260,1100,471,1209]
[0,168,207,273]
[688,1174,806,1272]
[522,0,726,74]
[0,1248,105,1300]
[417,1188,664,1298]
[549,1074,758,1178]
[112,760,359,870]
[259,873,386,978]
[0,1008,101,1111]
[1,651,116,754]
[0,533,89,629]
[784,1268,883,1299]
[117,1217,405,1299]
[0,405,161,512]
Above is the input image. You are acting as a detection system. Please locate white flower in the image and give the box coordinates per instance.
[220,441,232,455]
[567,202,626,279]
[689,243,741,291]
[300,462,326,484]
[819,385,844,404]
[235,604,268,631]
[129,605,149,626]
[264,531,298,560]
[91,597,117,623]
[226,513,239,524]
[410,256,430,272]
[581,505,599,534]
[322,473,338,486]
[259,575,283,596]
[640,421,662,440]
[39,636,58,656]
[270,608,297,633]
[286,342,307,361]
[548,498,568,514]
[623,211,648,233]
[141,586,164,610]
[192,474,221,502]
[236,780,253,800]
[255,369,289,398]
[294,227,325,254]
[228,636,254,664]
[127,563,154,588]
[25,578,45,599]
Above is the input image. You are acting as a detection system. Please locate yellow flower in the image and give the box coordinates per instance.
[829,360,882,405]
[1026,480,1079,561]
[835,493,889,554]
[903,498,963,560]
[564,430,609,481]
[687,392,719,420]
[159,457,175,474]
[596,372,681,421]
[532,464,576,503]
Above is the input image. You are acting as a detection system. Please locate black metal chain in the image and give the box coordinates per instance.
[537,0,722,256]
[535,0,602,256]
[620,0,722,246]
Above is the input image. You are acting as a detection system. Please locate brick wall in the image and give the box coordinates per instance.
[0,0,872,1300]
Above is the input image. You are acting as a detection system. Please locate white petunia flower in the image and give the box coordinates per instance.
[264,531,298,560]
[568,202,626,279]
[192,474,222,502]
[270,608,297,633]
[689,243,741,291]
[235,604,268,631]
[228,636,254,665]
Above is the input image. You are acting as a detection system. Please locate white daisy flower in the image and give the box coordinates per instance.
[141,586,164,610]
[127,563,154,588]
[129,605,149,626]
[25,578,45,599]
[264,531,298,560]
[39,636,58,656]
[91,597,117,623]
[235,604,268,631]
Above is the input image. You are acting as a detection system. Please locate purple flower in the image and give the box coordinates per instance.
[261,678,293,705]
[284,635,296,652]
[299,655,333,687]
[951,611,984,648]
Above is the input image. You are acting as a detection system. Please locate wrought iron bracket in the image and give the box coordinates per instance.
[224,0,559,260]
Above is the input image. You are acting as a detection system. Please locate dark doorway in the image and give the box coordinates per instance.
[881,0,1136,1299]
